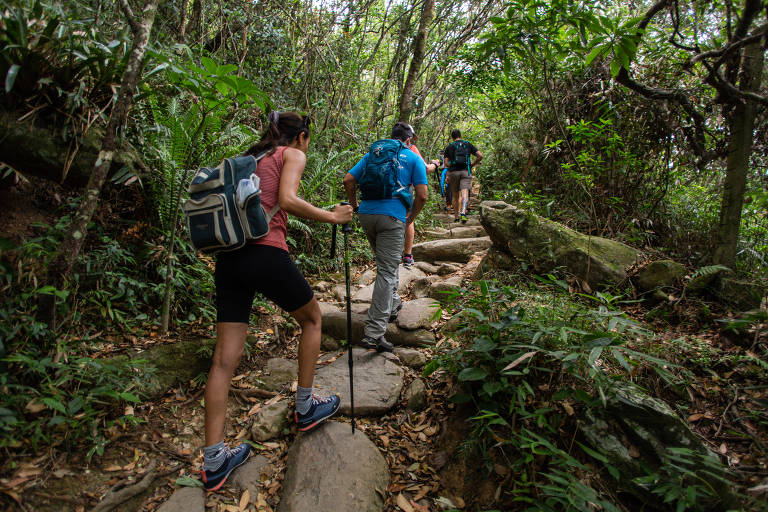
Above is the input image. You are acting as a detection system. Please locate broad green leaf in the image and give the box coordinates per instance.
[458,367,488,381]
[585,45,603,66]
[5,64,20,92]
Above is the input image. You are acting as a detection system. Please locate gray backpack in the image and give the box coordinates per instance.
[183,154,279,254]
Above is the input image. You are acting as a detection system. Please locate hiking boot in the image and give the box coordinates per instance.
[201,443,251,492]
[361,336,394,353]
[460,214,468,224]
[388,303,403,323]
[402,254,414,267]
[295,394,341,432]
[454,217,460,223]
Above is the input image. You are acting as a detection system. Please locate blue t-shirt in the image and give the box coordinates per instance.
[348,144,428,222]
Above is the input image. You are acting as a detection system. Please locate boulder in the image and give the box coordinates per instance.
[313,281,332,293]
[256,358,298,392]
[404,378,427,411]
[251,400,291,441]
[415,261,440,274]
[434,262,463,275]
[117,339,213,397]
[332,284,350,301]
[715,277,766,310]
[398,265,427,294]
[230,455,273,497]
[423,228,451,240]
[321,334,340,351]
[442,310,474,333]
[636,260,686,292]
[394,348,427,368]
[474,246,517,278]
[156,487,205,512]
[579,383,735,510]
[479,201,641,289]
[314,348,404,415]
[429,276,463,301]
[351,303,370,315]
[411,237,492,264]
[318,302,342,315]
[413,276,442,299]
[396,298,441,330]
[277,421,389,512]
[321,310,435,346]
[687,265,734,295]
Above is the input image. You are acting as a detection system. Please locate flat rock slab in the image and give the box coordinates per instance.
[413,276,442,299]
[356,269,376,286]
[415,261,440,274]
[411,237,491,264]
[321,310,435,346]
[156,487,205,512]
[277,421,389,512]
[313,348,404,415]
[231,455,273,497]
[396,298,441,330]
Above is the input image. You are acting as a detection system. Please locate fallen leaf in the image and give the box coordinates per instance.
[25,400,45,414]
[257,492,269,507]
[396,493,414,512]
[232,374,247,381]
[0,489,21,506]
[248,403,262,416]
[104,465,123,472]
[124,405,134,416]
[502,351,538,371]
[239,489,251,510]
[380,435,390,448]
[562,402,575,416]
[719,443,728,455]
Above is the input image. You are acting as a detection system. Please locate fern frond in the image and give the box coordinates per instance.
[690,265,731,280]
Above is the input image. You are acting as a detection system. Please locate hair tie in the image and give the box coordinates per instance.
[268,111,280,126]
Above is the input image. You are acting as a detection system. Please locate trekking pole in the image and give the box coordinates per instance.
[340,201,356,434]
[330,223,337,259]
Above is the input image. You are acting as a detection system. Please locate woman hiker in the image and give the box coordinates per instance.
[201,111,354,491]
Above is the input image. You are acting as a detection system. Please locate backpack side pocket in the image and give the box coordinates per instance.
[184,193,238,253]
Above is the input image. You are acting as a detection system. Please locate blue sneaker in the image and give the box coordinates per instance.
[295,394,341,432]
[201,443,251,492]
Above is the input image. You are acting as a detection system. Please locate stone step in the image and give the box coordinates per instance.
[423,225,486,240]
[411,236,492,264]
[321,307,435,346]
[156,487,205,512]
[314,348,404,416]
[277,421,389,512]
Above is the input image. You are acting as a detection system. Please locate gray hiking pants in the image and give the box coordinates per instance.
[358,214,404,339]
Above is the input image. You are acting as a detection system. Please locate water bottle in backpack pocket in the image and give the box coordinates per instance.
[183,154,279,255]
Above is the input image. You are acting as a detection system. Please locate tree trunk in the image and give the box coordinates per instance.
[398,0,435,122]
[713,38,765,267]
[41,0,158,330]
[179,0,188,40]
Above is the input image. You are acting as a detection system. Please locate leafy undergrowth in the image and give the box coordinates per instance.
[424,266,767,512]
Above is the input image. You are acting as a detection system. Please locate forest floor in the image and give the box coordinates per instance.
[3,191,767,512]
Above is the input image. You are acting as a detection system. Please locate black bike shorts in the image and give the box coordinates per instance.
[214,244,314,323]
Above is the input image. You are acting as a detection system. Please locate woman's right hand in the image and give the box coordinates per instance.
[331,204,354,224]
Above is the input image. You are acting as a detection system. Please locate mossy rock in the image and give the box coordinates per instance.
[687,266,734,295]
[715,277,766,310]
[580,383,736,510]
[636,260,686,292]
[479,201,642,289]
[110,338,214,397]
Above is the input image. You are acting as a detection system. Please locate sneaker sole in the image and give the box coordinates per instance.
[297,402,340,433]
[202,451,251,492]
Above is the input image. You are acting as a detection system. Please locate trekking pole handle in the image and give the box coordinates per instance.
[340,201,353,233]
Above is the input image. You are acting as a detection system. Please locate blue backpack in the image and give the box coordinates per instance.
[182,154,279,254]
[358,139,410,205]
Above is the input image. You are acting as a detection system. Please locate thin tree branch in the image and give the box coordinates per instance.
[118,0,141,35]
[690,23,768,65]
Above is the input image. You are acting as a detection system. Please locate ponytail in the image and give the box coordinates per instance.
[246,111,311,156]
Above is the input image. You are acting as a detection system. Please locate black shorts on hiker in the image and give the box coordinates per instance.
[215,244,314,322]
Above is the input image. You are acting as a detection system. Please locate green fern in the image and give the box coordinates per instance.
[690,265,731,280]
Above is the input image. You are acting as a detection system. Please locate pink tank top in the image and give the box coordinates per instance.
[251,146,289,252]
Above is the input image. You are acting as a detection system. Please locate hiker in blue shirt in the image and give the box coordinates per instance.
[343,122,428,352]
